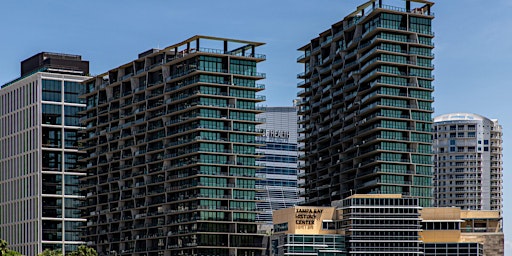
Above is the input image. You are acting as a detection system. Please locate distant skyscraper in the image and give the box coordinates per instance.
[433,113,503,213]
[255,106,301,228]
[79,36,266,256]
[296,0,435,206]
[0,52,89,255]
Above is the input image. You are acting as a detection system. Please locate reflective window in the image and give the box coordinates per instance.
[64,221,82,241]
[42,79,61,102]
[42,198,62,218]
[259,154,298,163]
[64,175,80,195]
[64,129,80,149]
[42,220,62,240]
[64,81,85,104]
[64,199,81,218]
[42,127,62,148]
[43,151,62,171]
[42,104,62,125]
[64,153,80,171]
[64,106,84,126]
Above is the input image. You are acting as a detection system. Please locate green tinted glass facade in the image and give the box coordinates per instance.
[80,36,266,256]
[297,1,434,206]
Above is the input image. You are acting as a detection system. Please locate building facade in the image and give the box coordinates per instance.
[296,0,435,207]
[335,195,423,255]
[271,194,503,256]
[255,107,301,228]
[433,113,503,213]
[0,52,89,255]
[79,36,266,256]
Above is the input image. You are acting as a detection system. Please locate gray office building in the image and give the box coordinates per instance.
[255,107,301,228]
[0,52,89,255]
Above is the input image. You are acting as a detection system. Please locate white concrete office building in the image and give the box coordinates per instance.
[255,107,302,228]
[433,113,503,213]
[0,53,89,255]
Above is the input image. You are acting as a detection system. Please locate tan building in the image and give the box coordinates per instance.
[271,195,503,256]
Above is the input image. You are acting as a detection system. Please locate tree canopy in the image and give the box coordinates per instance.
[38,249,62,256]
[68,245,98,256]
[0,240,22,256]
[37,246,97,256]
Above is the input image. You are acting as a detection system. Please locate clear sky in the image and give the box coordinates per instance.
[0,0,511,253]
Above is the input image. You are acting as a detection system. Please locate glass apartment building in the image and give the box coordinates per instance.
[0,52,89,255]
[255,107,301,228]
[433,113,503,213]
[79,36,266,256]
[296,0,435,207]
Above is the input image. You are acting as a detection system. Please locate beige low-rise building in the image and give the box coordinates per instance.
[271,195,503,256]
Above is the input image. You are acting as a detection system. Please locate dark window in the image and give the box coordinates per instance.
[42,127,62,148]
[42,220,62,240]
[64,106,84,126]
[42,79,61,102]
[42,174,62,195]
[64,175,80,196]
[42,104,62,125]
[64,129,80,149]
[43,151,62,171]
[64,199,81,219]
[64,81,85,104]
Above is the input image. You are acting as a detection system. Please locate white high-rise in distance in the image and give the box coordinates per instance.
[433,113,503,214]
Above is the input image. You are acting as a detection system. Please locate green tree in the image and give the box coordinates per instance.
[0,240,8,256]
[38,249,62,256]
[4,251,22,256]
[69,246,98,256]
[0,239,22,256]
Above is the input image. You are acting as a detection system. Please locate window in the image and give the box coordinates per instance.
[322,220,336,230]
[64,81,84,103]
[64,129,80,149]
[43,151,62,171]
[230,59,256,76]
[42,127,62,148]
[199,56,223,72]
[64,106,84,126]
[274,222,288,232]
[42,79,61,102]
[42,104,62,125]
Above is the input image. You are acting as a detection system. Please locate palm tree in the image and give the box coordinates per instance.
[69,246,98,256]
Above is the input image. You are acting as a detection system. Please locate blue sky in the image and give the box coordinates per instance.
[1,0,511,253]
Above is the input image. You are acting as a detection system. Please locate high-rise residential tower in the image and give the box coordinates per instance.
[433,113,503,213]
[0,52,89,255]
[79,36,266,256]
[255,106,301,229]
[297,0,435,207]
